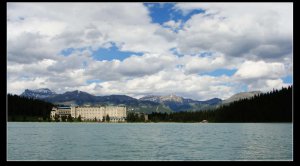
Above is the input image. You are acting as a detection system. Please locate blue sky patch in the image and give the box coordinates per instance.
[82,61,88,69]
[60,44,143,61]
[86,79,102,84]
[282,75,293,84]
[90,43,143,61]
[60,47,87,56]
[170,48,184,57]
[202,68,237,77]
[199,51,214,57]
[144,2,204,26]
[240,84,249,92]
[20,76,30,80]
[61,48,75,56]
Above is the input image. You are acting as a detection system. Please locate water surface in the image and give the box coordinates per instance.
[7,122,293,160]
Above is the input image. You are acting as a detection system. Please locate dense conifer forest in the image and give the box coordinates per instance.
[147,86,292,122]
[8,86,292,122]
[7,94,54,121]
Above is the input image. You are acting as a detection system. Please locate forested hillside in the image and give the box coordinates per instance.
[7,86,292,122]
[8,94,54,121]
[148,86,292,122]
[213,86,292,122]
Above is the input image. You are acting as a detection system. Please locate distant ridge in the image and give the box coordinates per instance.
[20,88,57,99]
[139,94,222,105]
[222,91,262,104]
[19,89,222,113]
[139,94,222,112]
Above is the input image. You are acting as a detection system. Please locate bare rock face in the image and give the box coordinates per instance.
[139,95,161,103]
[159,94,184,103]
[139,94,222,112]
[20,88,57,99]
[139,94,184,103]
[222,91,262,104]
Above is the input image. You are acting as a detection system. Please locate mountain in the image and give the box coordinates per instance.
[43,91,166,113]
[20,88,57,99]
[97,95,138,105]
[139,94,222,112]
[160,94,184,103]
[202,98,223,105]
[19,88,240,113]
[139,95,161,103]
[222,91,262,104]
[45,90,97,105]
[140,94,184,103]
[139,94,222,104]
[146,86,292,122]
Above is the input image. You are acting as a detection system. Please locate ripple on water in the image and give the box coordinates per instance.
[7,122,293,161]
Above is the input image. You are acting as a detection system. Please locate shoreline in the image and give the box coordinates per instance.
[7,121,293,123]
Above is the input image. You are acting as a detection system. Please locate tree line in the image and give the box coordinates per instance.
[126,112,146,122]
[7,86,292,122]
[52,114,111,122]
[147,86,292,122]
[7,94,54,121]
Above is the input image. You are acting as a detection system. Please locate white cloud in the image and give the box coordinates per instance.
[163,20,182,31]
[7,3,293,100]
[174,3,293,60]
[247,79,290,92]
[175,3,292,34]
[7,3,176,65]
[7,59,56,81]
[83,52,178,81]
[7,77,48,95]
[233,60,286,80]
[83,70,236,100]
[231,60,291,93]
[7,32,61,63]
[179,52,229,74]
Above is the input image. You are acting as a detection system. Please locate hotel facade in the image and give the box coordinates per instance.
[50,106,127,122]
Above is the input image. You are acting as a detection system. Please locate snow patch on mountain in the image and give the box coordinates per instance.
[20,88,57,99]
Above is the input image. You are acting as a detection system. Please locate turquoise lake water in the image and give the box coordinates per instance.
[7,122,293,161]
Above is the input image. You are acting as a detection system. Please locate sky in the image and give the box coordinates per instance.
[7,2,293,100]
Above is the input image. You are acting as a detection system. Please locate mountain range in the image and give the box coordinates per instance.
[20,88,261,113]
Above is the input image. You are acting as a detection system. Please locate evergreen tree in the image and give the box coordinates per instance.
[106,114,110,122]
[67,115,74,122]
[77,115,82,122]
[8,94,54,121]
[146,86,292,123]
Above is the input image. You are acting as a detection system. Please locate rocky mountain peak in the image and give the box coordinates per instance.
[160,94,183,103]
[21,88,56,99]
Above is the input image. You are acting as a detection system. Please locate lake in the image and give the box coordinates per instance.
[7,122,293,161]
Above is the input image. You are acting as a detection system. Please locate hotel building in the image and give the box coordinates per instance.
[50,106,127,122]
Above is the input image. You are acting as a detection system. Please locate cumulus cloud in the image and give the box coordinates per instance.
[84,53,177,81]
[7,3,175,64]
[7,3,293,100]
[84,70,236,100]
[247,79,290,92]
[233,60,286,80]
[174,3,293,60]
[7,32,60,64]
[231,60,291,93]
[7,77,48,95]
[163,20,183,31]
[179,52,229,74]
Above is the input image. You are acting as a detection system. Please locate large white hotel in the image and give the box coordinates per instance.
[50,106,127,122]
